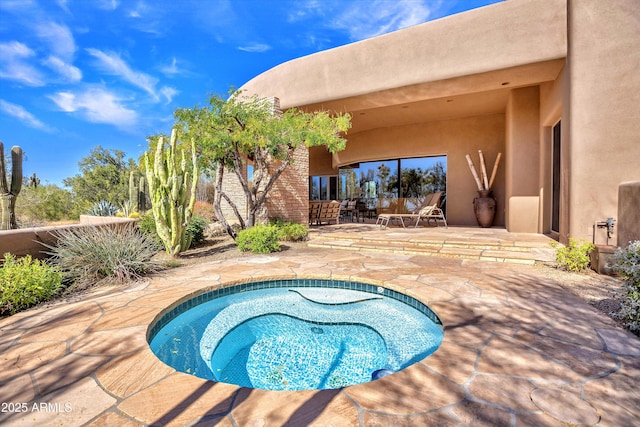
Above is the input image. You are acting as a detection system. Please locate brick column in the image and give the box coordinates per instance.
[267,146,309,224]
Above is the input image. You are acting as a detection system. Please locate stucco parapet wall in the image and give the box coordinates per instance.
[240,0,567,109]
[0,216,136,259]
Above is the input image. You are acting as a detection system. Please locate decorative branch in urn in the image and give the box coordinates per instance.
[465,150,502,227]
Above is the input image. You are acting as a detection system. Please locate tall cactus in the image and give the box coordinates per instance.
[129,171,137,212]
[28,172,40,188]
[128,172,148,212]
[144,129,198,256]
[0,142,23,230]
[138,176,147,212]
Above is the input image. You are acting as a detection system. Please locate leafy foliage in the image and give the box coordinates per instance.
[0,253,63,316]
[15,183,75,225]
[63,146,140,208]
[174,89,351,237]
[554,238,595,272]
[193,200,216,221]
[186,215,208,247]
[236,224,281,254]
[88,200,119,216]
[613,241,640,334]
[269,218,308,242]
[137,211,162,245]
[138,211,206,249]
[47,225,162,290]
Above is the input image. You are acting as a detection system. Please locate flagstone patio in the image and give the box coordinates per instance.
[1,233,639,426]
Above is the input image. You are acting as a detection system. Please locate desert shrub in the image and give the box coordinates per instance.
[0,254,63,316]
[193,201,216,222]
[138,211,157,235]
[268,218,308,242]
[186,215,208,247]
[138,212,205,249]
[16,184,75,224]
[47,225,162,290]
[88,200,118,217]
[236,225,281,254]
[613,240,640,334]
[554,238,595,272]
[278,223,308,242]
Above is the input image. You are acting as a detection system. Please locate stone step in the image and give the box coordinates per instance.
[307,235,556,265]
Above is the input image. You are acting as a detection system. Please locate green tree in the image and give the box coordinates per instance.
[63,146,139,211]
[175,90,351,238]
[376,163,391,197]
[16,184,74,224]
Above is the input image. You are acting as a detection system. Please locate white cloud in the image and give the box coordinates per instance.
[332,0,436,40]
[86,48,160,99]
[0,99,52,131]
[0,41,45,86]
[35,21,76,60]
[238,43,271,53]
[96,0,119,11]
[49,87,138,129]
[128,0,151,18]
[56,0,70,13]
[159,86,179,104]
[160,57,180,76]
[289,0,437,41]
[43,56,82,82]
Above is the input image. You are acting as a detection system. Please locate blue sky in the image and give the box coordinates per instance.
[0,0,500,186]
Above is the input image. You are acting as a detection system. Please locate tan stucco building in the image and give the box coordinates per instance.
[235,0,639,246]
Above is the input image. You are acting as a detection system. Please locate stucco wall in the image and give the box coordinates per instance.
[505,86,541,232]
[0,216,137,259]
[309,146,336,176]
[566,0,640,244]
[331,114,505,226]
[618,182,640,247]
[539,65,566,234]
[241,0,566,110]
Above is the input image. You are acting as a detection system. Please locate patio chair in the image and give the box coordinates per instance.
[317,200,342,225]
[309,201,323,225]
[340,200,358,222]
[415,192,447,228]
[376,192,447,228]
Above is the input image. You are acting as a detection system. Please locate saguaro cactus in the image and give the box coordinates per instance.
[128,172,148,212]
[28,172,40,188]
[138,176,146,211]
[144,129,198,256]
[0,142,23,230]
[129,171,137,211]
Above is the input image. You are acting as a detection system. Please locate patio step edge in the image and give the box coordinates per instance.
[307,239,551,265]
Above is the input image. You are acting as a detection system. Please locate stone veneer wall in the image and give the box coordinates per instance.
[220,166,248,224]
[267,146,309,224]
[219,146,309,225]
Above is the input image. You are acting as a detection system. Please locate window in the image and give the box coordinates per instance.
[309,175,337,200]
[551,121,561,233]
[338,155,446,211]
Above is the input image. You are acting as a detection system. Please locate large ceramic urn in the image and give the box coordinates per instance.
[473,190,496,228]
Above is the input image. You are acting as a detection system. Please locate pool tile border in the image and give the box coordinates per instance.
[147,278,442,342]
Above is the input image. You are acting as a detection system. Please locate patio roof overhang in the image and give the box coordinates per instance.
[240,0,567,128]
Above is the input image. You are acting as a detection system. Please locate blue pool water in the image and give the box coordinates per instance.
[149,280,443,390]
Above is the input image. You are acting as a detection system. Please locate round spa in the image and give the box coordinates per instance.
[148,279,443,391]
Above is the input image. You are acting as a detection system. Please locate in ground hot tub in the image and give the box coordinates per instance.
[148,279,443,390]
